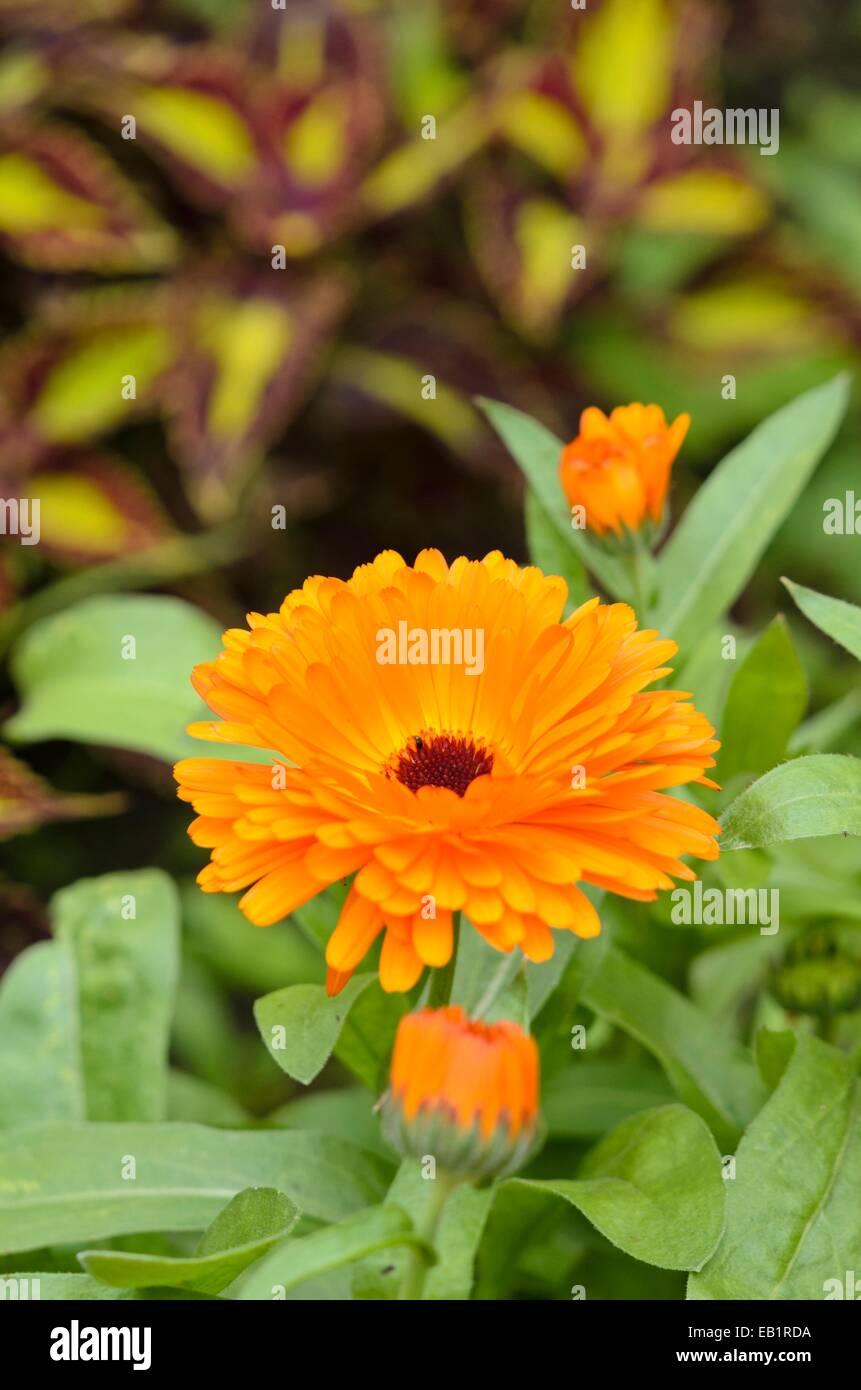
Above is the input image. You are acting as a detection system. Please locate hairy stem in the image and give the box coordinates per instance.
[397,1170,460,1301]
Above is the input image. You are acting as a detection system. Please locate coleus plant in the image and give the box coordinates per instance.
[0,0,846,562]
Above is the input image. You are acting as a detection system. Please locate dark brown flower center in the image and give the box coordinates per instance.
[389,731,494,797]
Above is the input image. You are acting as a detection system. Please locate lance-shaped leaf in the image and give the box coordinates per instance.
[689,1033,861,1299]
[652,373,850,656]
[524,488,590,609]
[782,577,861,663]
[164,268,349,518]
[714,617,807,785]
[542,1058,674,1139]
[0,123,176,271]
[583,945,766,1149]
[0,1123,392,1253]
[0,746,125,841]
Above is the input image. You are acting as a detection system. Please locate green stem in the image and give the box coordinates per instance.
[398,1170,460,1301]
[819,1013,839,1047]
[624,539,654,616]
[428,911,460,1007]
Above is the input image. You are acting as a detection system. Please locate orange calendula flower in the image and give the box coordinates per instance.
[560,403,690,537]
[174,550,719,995]
[381,1005,539,1178]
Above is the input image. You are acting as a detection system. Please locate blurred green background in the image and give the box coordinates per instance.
[1,0,860,1118]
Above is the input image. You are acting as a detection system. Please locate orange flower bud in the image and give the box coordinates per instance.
[381,1005,540,1179]
[560,403,690,537]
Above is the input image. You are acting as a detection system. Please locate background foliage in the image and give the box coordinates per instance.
[1,0,861,1301]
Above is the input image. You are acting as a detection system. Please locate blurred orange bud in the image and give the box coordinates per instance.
[559,403,690,538]
[381,1005,540,1179]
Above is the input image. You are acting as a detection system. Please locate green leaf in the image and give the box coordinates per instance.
[689,1034,861,1298]
[352,1158,493,1300]
[755,1029,798,1096]
[0,1123,393,1254]
[477,397,631,598]
[471,1181,556,1300]
[79,1188,299,1294]
[721,754,861,850]
[583,945,766,1149]
[181,883,323,993]
[235,1205,421,1300]
[527,886,609,1022]
[523,488,589,608]
[715,617,807,784]
[674,624,748,732]
[254,975,375,1085]
[51,870,179,1123]
[192,1187,300,1262]
[0,1273,218,1301]
[652,374,850,654]
[333,981,409,1092]
[0,941,84,1127]
[789,689,861,755]
[689,932,789,1032]
[4,594,271,763]
[451,925,528,1026]
[267,1087,388,1159]
[512,1103,725,1271]
[529,929,609,1024]
[782,577,861,662]
[543,1059,674,1138]
[166,1070,248,1128]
